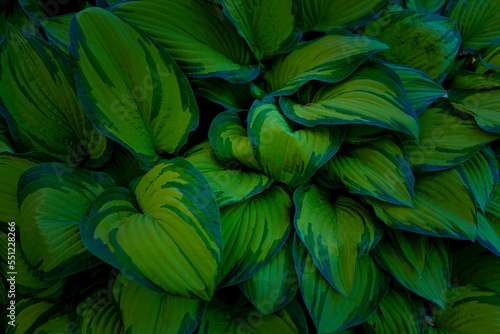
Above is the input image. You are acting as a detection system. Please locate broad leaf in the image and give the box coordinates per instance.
[373,237,450,309]
[209,111,261,171]
[294,234,389,334]
[449,70,500,90]
[476,38,500,74]
[302,0,387,32]
[240,238,299,315]
[294,183,383,297]
[444,0,500,52]
[184,141,272,207]
[0,25,108,165]
[191,78,253,112]
[452,244,500,294]
[109,0,259,83]
[363,286,425,334]
[39,13,73,53]
[263,30,388,96]
[317,136,415,206]
[81,158,222,301]
[425,285,500,333]
[113,271,203,334]
[76,287,124,334]
[18,163,115,279]
[404,103,500,173]
[70,7,198,168]
[19,0,87,18]
[219,184,292,286]
[477,181,500,255]
[248,98,344,188]
[279,62,419,137]
[388,228,432,277]
[220,0,302,58]
[406,0,446,13]
[363,10,461,83]
[365,167,478,240]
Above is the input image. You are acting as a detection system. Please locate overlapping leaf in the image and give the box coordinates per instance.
[220,0,302,59]
[476,38,500,74]
[373,237,450,309]
[477,180,500,255]
[248,98,344,188]
[113,271,203,334]
[294,235,389,334]
[219,184,292,286]
[81,158,222,300]
[387,228,432,277]
[76,287,124,334]
[240,238,298,315]
[191,78,253,112]
[365,167,477,240]
[363,10,461,83]
[184,141,272,207]
[279,62,419,137]
[0,25,108,164]
[18,163,115,279]
[109,0,259,83]
[317,136,415,206]
[70,7,198,168]
[294,183,383,297]
[262,30,388,96]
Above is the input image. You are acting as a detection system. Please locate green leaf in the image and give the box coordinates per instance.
[343,124,388,145]
[279,62,419,137]
[262,30,388,96]
[373,236,450,309]
[240,238,299,315]
[404,103,500,173]
[70,7,199,169]
[379,61,446,115]
[0,131,13,153]
[109,0,259,83]
[19,0,87,18]
[363,286,425,334]
[0,25,108,164]
[406,0,446,13]
[477,180,500,255]
[76,287,124,334]
[18,163,115,279]
[457,147,499,213]
[248,97,344,188]
[39,13,73,53]
[112,271,203,334]
[294,234,389,334]
[449,70,500,90]
[81,158,222,301]
[448,88,500,133]
[293,183,383,297]
[425,285,500,333]
[191,78,253,112]
[199,296,303,334]
[452,244,500,294]
[387,228,432,277]
[0,2,39,38]
[475,38,500,74]
[98,144,145,188]
[364,167,478,240]
[184,141,273,207]
[443,0,500,52]
[0,152,46,224]
[302,0,387,32]
[219,184,292,286]
[363,10,461,83]
[209,111,261,171]
[220,0,302,59]
[317,136,415,206]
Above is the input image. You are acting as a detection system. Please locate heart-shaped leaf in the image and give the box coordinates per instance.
[109,0,259,83]
[184,141,272,207]
[365,167,478,240]
[70,7,199,168]
[294,183,383,297]
[373,236,450,309]
[317,136,415,206]
[363,11,461,83]
[220,0,302,59]
[248,98,344,188]
[219,184,292,287]
[262,30,388,96]
[279,62,419,137]
[294,234,389,334]
[18,163,115,279]
[81,158,222,300]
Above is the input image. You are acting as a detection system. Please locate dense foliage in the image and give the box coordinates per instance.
[1,0,500,333]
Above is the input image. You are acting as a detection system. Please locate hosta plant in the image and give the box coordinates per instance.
[1,0,500,333]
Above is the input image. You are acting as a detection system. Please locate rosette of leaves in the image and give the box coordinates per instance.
[1,0,500,333]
